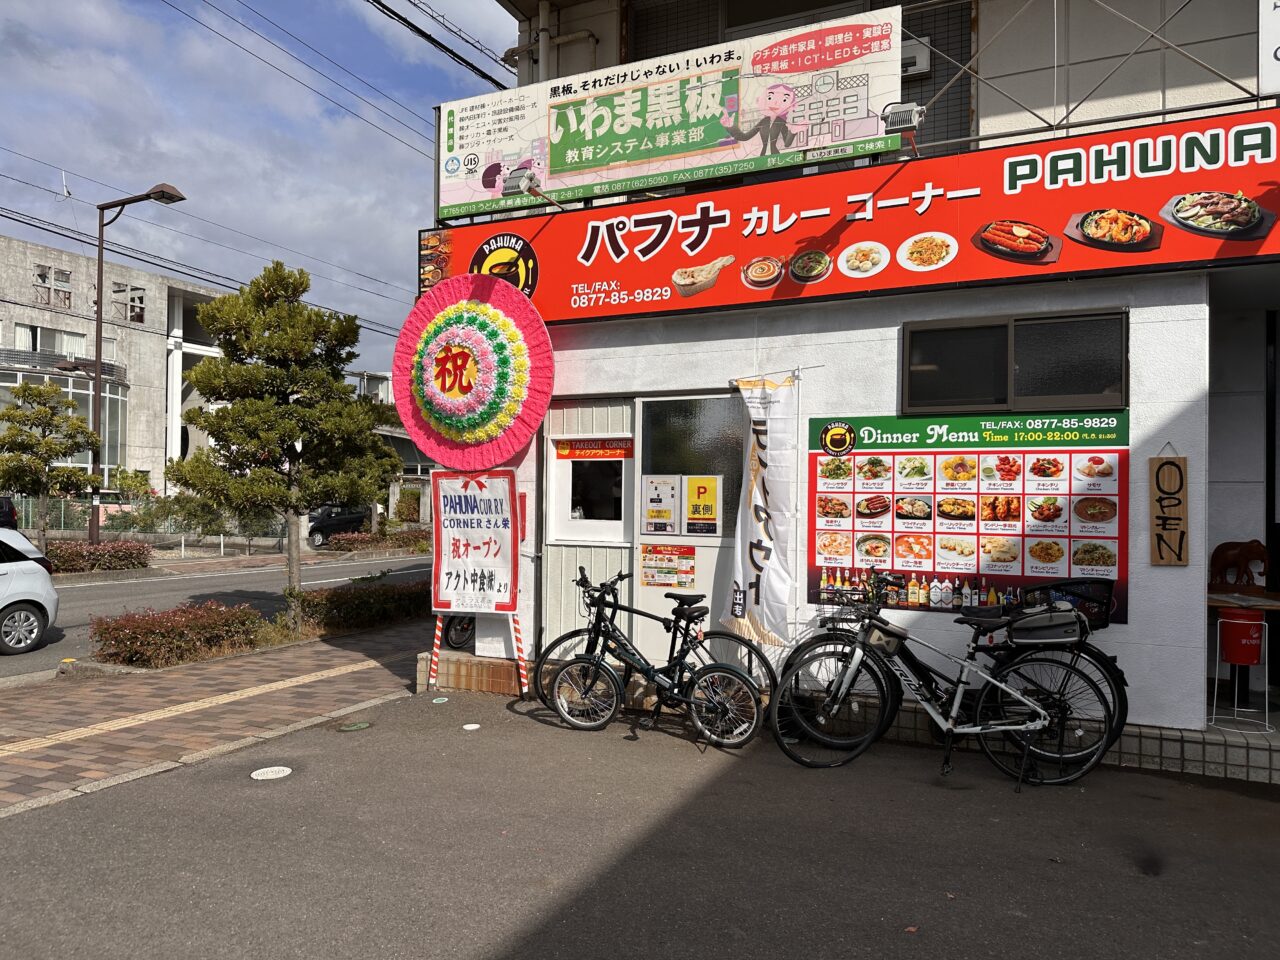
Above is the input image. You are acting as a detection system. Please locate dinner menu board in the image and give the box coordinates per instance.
[807,413,1128,622]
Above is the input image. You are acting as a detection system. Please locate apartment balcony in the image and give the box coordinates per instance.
[0,348,128,383]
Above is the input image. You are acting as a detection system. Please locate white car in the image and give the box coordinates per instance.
[0,529,59,655]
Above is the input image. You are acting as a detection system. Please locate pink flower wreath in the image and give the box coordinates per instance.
[393,274,554,471]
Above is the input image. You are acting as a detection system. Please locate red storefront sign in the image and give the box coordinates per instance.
[553,438,635,459]
[421,107,1280,318]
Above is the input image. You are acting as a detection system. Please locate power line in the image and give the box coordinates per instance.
[154,0,436,159]
[196,0,434,144]
[401,0,514,74]
[227,0,436,127]
[362,0,508,90]
[0,172,414,306]
[0,206,401,339]
[0,144,414,295]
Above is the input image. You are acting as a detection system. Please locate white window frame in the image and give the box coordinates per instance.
[545,434,634,545]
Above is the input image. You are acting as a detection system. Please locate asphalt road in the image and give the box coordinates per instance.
[0,555,433,682]
[2,691,1277,960]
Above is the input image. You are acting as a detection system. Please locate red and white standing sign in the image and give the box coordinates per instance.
[431,469,520,614]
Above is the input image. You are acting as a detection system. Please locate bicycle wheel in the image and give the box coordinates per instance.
[779,632,902,742]
[549,656,623,731]
[443,616,475,650]
[695,630,779,702]
[770,648,889,768]
[686,664,762,748]
[1002,644,1128,750]
[534,629,597,708]
[974,656,1112,785]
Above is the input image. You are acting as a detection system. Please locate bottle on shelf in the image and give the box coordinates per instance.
[961,578,973,607]
[928,575,942,607]
[941,577,954,607]
[987,582,999,606]
[820,567,829,595]
[886,582,899,606]
[907,574,920,607]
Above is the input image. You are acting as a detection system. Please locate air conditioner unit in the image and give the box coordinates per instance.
[902,36,931,78]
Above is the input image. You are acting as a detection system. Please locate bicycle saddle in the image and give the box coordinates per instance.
[664,591,706,606]
[953,605,1011,630]
[673,605,710,622]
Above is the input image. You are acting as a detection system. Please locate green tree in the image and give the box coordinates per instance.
[166,262,401,626]
[0,380,99,552]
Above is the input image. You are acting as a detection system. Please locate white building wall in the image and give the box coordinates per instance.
[546,271,1212,730]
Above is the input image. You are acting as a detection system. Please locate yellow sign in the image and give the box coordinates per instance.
[684,475,721,535]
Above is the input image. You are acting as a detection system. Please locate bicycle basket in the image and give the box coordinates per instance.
[1008,607,1087,644]
[1019,578,1114,630]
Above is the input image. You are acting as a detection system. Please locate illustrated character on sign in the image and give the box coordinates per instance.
[720,83,807,156]
[480,161,511,198]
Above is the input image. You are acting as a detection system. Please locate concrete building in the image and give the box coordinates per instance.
[0,235,220,489]
[423,1,1280,753]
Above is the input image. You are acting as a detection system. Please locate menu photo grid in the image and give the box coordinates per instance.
[810,448,1125,614]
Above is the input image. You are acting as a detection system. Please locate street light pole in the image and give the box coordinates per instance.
[88,183,185,544]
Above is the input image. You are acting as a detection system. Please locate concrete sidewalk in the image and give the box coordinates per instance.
[0,619,434,817]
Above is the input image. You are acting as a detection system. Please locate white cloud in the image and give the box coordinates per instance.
[0,0,512,368]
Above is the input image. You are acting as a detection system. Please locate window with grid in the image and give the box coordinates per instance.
[112,283,145,322]
[52,269,71,308]
[902,314,1127,414]
[32,264,51,305]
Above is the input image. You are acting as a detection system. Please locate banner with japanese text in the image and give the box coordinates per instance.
[722,375,798,647]
[807,413,1129,623]
[436,9,901,218]
[431,469,519,614]
[421,107,1280,319]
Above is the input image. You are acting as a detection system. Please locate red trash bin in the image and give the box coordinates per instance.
[1219,608,1265,666]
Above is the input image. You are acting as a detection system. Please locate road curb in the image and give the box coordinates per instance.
[0,690,414,821]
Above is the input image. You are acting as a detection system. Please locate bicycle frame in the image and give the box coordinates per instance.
[870,627,1049,742]
[576,585,718,710]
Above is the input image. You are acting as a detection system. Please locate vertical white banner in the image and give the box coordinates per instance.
[722,374,797,647]
[1263,2,1280,97]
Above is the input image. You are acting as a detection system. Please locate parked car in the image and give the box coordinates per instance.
[307,505,370,548]
[0,528,58,655]
[0,496,17,530]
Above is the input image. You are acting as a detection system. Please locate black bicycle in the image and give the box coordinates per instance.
[771,569,1114,785]
[546,568,764,747]
[534,577,777,709]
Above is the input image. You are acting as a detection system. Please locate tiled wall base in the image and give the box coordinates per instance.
[416,652,1280,784]
[416,651,521,697]
[881,701,1280,785]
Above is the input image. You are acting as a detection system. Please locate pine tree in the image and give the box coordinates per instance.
[166,262,402,626]
[0,380,100,552]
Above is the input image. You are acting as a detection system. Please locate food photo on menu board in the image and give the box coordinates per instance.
[806,414,1129,622]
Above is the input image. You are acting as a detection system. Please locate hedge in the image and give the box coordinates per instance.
[91,579,433,668]
[93,601,263,668]
[328,529,431,552]
[295,578,431,629]
[47,540,152,573]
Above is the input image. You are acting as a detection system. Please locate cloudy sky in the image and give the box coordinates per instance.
[0,0,518,368]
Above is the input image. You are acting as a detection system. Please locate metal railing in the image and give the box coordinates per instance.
[0,348,128,382]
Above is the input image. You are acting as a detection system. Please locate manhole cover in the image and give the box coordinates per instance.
[432,697,449,704]
[337,722,370,733]
[250,766,292,781]
[462,723,481,731]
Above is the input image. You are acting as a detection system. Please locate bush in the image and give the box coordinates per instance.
[328,529,431,553]
[394,489,421,523]
[93,601,265,668]
[294,579,431,629]
[47,539,152,573]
